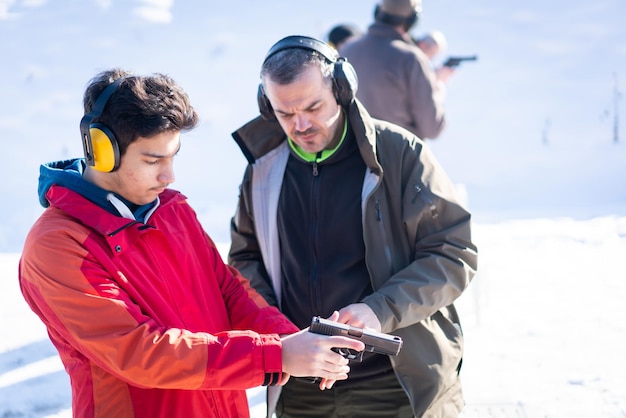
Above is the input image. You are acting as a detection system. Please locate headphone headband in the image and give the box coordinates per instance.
[257,35,358,121]
[374,5,418,31]
[263,35,339,65]
[79,77,125,140]
[79,76,127,172]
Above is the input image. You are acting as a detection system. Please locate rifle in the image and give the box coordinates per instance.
[309,316,403,362]
[443,55,478,68]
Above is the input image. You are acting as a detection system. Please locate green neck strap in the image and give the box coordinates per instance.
[288,117,348,163]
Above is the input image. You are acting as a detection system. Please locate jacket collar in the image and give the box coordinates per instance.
[44,183,185,236]
[346,100,382,176]
[232,99,382,176]
[38,158,166,223]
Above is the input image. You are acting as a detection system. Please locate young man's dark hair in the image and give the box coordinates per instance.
[81,68,198,158]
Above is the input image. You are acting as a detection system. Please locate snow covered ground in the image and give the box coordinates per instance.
[2,215,626,417]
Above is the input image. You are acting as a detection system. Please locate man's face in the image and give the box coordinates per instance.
[96,131,180,205]
[263,64,343,154]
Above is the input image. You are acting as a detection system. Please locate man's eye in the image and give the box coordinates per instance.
[147,160,159,165]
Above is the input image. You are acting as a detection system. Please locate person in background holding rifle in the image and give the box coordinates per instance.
[229,34,477,417]
[340,0,448,139]
[415,30,456,84]
[18,68,365,418]
[415,30,447,61]
[416,33,479,90]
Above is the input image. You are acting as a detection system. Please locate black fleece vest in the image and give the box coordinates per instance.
[277,124,392,383]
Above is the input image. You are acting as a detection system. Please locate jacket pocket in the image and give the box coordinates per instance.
[411,183,442,230]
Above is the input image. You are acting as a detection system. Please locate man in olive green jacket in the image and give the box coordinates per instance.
[229,35,477,417]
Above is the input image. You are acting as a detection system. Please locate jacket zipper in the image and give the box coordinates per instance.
[374,199,393,277]
[312,151,322,176]
[311,153,322,313]
[412,184,441,227]
[108,220,141,236]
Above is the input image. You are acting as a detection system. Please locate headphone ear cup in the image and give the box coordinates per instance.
[80,77,126,172]
[257,84,276,121]
[374,4,381,20]
[333,59,359,107]
[89,123,120,172]
[404,12,418,31]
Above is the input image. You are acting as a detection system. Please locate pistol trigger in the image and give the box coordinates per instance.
[343,348,364,362]
[333,347,362,361]
[331,347,349,358]
[344,349,360,360]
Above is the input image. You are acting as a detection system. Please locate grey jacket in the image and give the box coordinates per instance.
[229,101,478,417]
[340,22,446,139]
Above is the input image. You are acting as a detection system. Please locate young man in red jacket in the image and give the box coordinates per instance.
[19,68,363,418]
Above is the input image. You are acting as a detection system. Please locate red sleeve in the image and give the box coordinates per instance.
[205,234,298,336]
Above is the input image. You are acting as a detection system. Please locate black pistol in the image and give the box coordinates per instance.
[443,55,478,68]
[309,316,403,362]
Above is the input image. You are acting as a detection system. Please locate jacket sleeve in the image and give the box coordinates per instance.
[228,166,280,307]
[406,52,446,140]
[214,239,296,334]
[361,137,477,332]
[18,210,294,392]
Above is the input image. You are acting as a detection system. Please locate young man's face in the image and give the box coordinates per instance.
[95,131,180,205]
[263,64,343,154]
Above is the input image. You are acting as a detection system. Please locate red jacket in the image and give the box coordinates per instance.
[19,184,298,417]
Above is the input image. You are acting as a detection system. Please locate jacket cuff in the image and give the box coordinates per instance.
[259,334,283,385]
[263,372,281,386]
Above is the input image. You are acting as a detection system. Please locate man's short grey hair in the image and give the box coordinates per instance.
[261,48,334,86]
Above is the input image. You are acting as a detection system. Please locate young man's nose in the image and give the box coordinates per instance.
[158,161,175,184]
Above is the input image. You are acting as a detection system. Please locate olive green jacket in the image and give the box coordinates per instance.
[230,100,478,417]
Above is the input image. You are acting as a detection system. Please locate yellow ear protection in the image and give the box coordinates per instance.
[257,35,359,121]
[79,77,126,172]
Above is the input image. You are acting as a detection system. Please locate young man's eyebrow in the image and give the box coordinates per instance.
[141,143,182,158]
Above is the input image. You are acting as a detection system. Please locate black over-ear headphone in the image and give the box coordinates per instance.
[79,77,126,172]
[374,5,419,32]
[257,35,359,121]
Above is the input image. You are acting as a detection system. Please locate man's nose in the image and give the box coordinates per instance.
[294,113,312,132]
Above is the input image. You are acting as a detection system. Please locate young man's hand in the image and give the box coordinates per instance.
[280,312,365,386]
